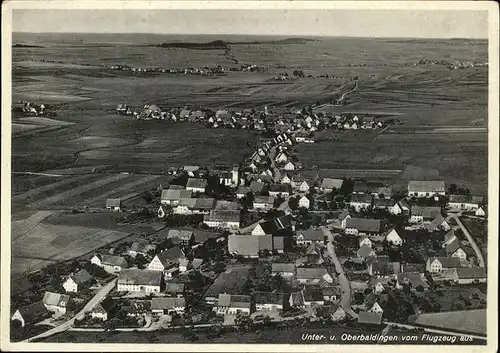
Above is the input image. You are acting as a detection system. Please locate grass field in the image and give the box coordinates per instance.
[411,309,486,335]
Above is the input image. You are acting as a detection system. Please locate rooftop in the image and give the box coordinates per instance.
[118,269,162,286]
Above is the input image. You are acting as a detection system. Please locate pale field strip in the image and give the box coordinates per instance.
[80,174,160,206]
[11,174,97,202]
[29,173,130,208]
[11,210,55,241]
[18,117,74,126]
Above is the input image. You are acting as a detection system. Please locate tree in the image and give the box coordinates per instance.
[103,318,119,332]
[448,184,458,194]
[134,254,149,269]
[288,196,299,210]
[181,326,199,342]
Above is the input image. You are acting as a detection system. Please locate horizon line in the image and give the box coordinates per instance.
[12,32,488,40]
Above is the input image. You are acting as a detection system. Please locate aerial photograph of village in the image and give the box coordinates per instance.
[5,5,494,348]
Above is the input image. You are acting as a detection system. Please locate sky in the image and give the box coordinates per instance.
[12,9,488,39]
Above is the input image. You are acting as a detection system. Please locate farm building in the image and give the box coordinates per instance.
[148,247,186,272]
[320,178,344,192]
[214,294,252,315]
[183,165,200,177]
[117,269,163,293]
[345,218,382,236]
[425,214,451,231]
[445,239,467,260]
[407,180,445,198]
[151,298,186,316]
[203,210,241,229]
[368,260,400,276]
[228,235,259,258]
[164,282,185,297]
[425,256,464,273]
[90,298,118,321]
[91,254,128,273]
[447,194,483,211]
[42,292,70,315]
[161,189,192,205]
[452,267,487,284]
[271,263,295,277]
[298,195,311,209]
[296,229,324,246]
[106,198,121,211]
[475,206,486,217]
[236,186,251,199]
[385,229,403,246]
[268,184,291,198]
[358,311,383,325]
[394,273,429,291]
[303,288,325,307]
[349,193,373,211]
[324,305,347,321]
[253,291,285,311]
[128,240,156,257]
[409,206,442,223]
[296,267,333,284]
[186,178,208,193]
[62,269,92,293]
[373,198,398,213]
[253,195,275,211]
[167,229,194,245]
[11,301,50,327]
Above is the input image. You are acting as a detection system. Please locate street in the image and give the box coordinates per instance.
[26,278,118,342]
[447,213,485,267]
[320,226,358,319]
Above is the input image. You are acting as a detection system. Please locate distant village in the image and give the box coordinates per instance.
[12,119,487,341]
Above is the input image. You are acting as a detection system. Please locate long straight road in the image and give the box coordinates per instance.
[320,226,358,319]
[448,213,485,268]
[26,278,118,342]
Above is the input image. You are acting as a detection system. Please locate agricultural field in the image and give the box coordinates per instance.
[410,309,486,336]
[460,216,488,262]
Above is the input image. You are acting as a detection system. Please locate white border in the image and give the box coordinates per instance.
[1,1,498,352]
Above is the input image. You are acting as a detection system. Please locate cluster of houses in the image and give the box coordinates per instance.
[12,101,50,116]
[128,102,390,139]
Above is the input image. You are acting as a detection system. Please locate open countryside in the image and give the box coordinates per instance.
[9,24,489,346]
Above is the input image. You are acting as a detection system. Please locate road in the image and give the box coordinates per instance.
[448,213,485,268]
[383,321,487,341]
[26,278,118,342]
[320,226,358,319]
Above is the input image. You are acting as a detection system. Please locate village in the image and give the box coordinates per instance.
[11,111,487,342]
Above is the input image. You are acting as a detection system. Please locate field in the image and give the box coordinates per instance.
[460,217,488,262]
[410,309,486,336]
[10,34,489,294]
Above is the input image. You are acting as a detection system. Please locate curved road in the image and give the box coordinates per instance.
[26,278,117,342]
[448,213,485,268]
[320,226,358,319]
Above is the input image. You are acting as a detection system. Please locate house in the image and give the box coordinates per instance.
[253,292,284,311]
[11,301,50,327]
[280,173,292,184]
[397,200,410,214]
[394,273,429,291]
[426,215,451,232]
[373,187,393,199]
[296,229,324,246]
[303,288,325,307]
[252,220,280,236]
[183,165,200,177]
[353,180,381,194]
[408,180,446,198]
[297,180,312,193]
[271,263,295,278]
[42,292,70,315]
[373,198,398,213]
[161,189,192,205]
[445,239,467,260]
[409,206,442,223]
[275,152,289,163]
[228,235,259,258]
[268,184,291,198]
[321,286,341,302]
[345,218,382,236]
[289,291,305,308]
[400,263,425,274]
[214,294,252,315]
[370,278,389,294]
[218,171,233,186]
[304,242,323,264]
[179,109,191,119]
[128,240,156,257]
[148,247,186,272]
[452,267,487,284]
[368,260,401,276]
[283,161,296,170]
[151,298,186,316]
[296,268,333,284]
[167,229,194,245]
[358,311,382,325]
[426,256,464,273]
[357,245,376,260]
[106,198,122,211]
[339,211,351,229]
[62,269,92,293]
[186,178,208,193]
[475,206,486,217]
[236,186,251,199]
[91,254,128,273]
[203,210,241,229]
[349,193,373,211]
[359,235,372,248]
[385,229,403,246]
[447,194,483,211]
[117,269,162,293]
[249,181,266,194]
[164,282,185,297]
[257,234,274,253]
[325,305,347,321]
[90,298,118,321]
[363,293,384,314]
[157,205,166,218]
[253,195,275,211]
[320,178,344,193]
[298,195,311,209]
